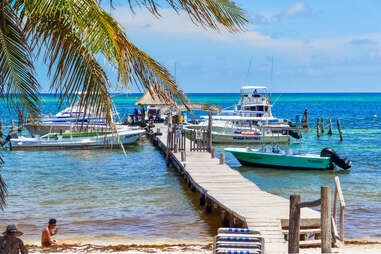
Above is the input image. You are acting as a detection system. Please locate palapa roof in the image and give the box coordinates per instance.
[135,83,176,106]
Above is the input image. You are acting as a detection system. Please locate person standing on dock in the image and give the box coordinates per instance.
[0,224,28,254]
[134,108,139,123]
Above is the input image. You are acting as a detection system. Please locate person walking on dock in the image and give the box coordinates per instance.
[0,224,28,254]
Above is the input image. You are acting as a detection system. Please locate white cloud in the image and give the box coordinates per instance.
[112,6,381,66]
[283,2,308,18]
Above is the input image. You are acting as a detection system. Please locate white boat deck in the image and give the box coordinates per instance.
[152,124,320,254]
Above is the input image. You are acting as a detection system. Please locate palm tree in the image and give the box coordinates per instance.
[0,0,247,209]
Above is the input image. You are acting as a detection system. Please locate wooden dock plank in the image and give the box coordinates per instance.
[152,124,320,253]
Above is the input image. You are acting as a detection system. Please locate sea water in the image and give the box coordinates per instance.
[0,93,381,244]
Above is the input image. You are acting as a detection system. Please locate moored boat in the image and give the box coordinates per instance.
[225,146,351,170]
[9,126,145,150]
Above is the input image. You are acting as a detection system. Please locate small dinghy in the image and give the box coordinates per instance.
[225,145,351,170]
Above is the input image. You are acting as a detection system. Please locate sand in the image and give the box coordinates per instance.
[26,243,381,254]
[26,244,212,254]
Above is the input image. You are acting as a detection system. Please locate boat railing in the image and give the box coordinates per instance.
[333,176,346,244]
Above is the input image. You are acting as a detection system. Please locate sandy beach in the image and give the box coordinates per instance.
[24,242,381,254]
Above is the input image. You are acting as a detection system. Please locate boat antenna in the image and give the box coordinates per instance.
[174,61,177,84]
[244,56,253,84]
[269,56,274,102]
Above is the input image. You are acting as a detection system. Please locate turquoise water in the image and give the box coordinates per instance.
[1,93,381,243]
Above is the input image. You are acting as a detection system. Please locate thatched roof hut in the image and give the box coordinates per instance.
[135,83,176,106]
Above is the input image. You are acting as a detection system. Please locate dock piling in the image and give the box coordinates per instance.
[320,117,325,133]
[219,152,225,164]
[17,110,23,133]
[321,186,332,253]
[317,118,320,139]
[207,111,212,152]
[337,119,343,141]
[200,193,206,206]
[205,199,212,213]
[288,195,301,254]
[181,151,186,162]
[211,148,216,158]
[328,118,333,136]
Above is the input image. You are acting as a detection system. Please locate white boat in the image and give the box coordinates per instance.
[185,86,291,133]
[9,126,145,150]
[183,126,290,144]
[26,104,114,136]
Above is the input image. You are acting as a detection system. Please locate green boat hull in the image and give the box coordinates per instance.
[225,149,333,170]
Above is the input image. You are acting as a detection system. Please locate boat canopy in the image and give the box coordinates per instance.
[240,86,268,94]
[224,110,266,114]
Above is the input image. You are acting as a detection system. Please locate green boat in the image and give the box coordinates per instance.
[225,146,351,170]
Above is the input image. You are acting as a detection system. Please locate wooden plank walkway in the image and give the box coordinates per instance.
[151,124,320,254]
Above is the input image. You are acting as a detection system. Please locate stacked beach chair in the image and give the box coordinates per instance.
[213,228,265,254]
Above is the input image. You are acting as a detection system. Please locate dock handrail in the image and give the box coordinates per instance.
[333,176,345,244]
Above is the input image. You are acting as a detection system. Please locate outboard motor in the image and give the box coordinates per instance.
[320,148,351,170]
[289,130,302,139]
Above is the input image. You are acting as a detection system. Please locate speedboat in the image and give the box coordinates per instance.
[9,126,145,150]
[225,146,351,170]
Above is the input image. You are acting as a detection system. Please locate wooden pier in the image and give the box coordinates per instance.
[150,123,321,254]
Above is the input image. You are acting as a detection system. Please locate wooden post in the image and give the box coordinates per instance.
[219,152,225,164]
[337,119,343,141]
[340,206,345,244]
[333,186,338,224]
[288,195,301,254]
[317,118,320,139]
[211,148,216,158]
[305,110,309,128]
[207,111,212,152]
[200,193,206,206]
[321,186,332,253]
[221,210,230,227]
[181,151,186,162]
[18,110,23,133]
[328,118,333,136]
[335,176,346,244]
[205,198,212,213]
[321,117,325,133]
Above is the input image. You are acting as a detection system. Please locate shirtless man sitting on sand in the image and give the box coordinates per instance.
[41,218,79,247]
[41,218,59,247]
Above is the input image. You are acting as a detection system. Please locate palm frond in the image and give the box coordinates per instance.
[23,0,188,107]
[0,2,40,116]
[24,11,113,122]
[129,0,248,32]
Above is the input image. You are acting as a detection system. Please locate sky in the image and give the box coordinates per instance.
[37,1,381,93]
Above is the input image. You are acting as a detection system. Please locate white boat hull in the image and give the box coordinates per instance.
[10,128,145,150]
[212,132,290,144]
